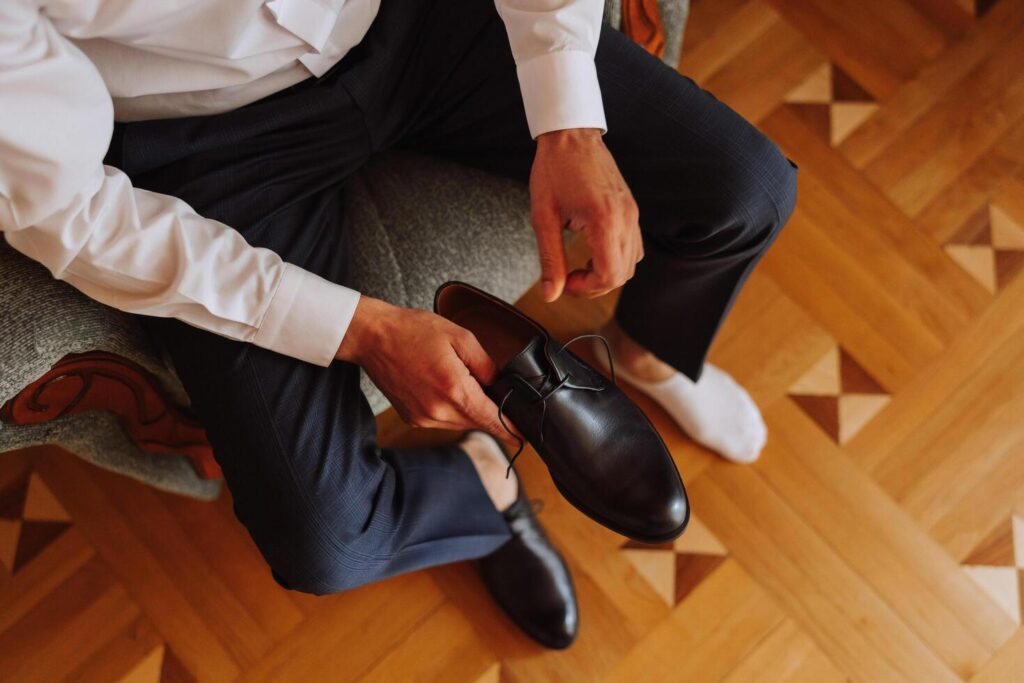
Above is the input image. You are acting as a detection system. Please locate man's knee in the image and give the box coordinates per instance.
[267,517,397,595]
[261,470,401,596]
[714,133,797,245]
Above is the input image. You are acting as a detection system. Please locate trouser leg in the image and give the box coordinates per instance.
[105,48,511,594]
[392,4,797,381]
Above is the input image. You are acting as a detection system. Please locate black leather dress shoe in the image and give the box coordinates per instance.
[436,282,689,543]
[477,474,578,649]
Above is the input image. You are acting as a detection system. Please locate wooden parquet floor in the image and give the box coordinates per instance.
[2,0,1024,680]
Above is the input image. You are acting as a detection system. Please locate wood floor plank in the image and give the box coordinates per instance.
[679,1,786,84]
[693,467,960,681]
[971,627,1024,683]
[722,618,847,683]
[864,27,1024,216]
[240,573,445,682]
[65,616,164,683]
[847,271,1024,473]
[765,0,945,99]
[764,399,1017,674]
[930,438,1024,564]
[31,449,240,682]
[159,489,305,643]
[358,603,496,683]
[0,527,93,635]
[885,329,1024,556]
[11,578,140,683]
[0,555,139,683]
[838,0,1024,168]
[762,209,940,389]
[763,104,991,345]
[710,273,836,406]
[682,0,752,55]
[906,0,975,37]
[81,464,276,668]
[698,17,824,124]
[604,559,785,683]
[914,117,1024,244]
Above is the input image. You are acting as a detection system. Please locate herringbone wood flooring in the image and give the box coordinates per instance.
[2,0,1024,680]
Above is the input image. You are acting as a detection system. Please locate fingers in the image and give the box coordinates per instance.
[450,326,498,385]
[564,199,643,299]
[459,378,520,447]
[446,329,518,444]
[532,205,568,302]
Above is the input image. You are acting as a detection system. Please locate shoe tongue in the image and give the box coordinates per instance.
[498,336,550,383]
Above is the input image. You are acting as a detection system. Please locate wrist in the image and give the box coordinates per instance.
[537,128,603,149]
[335,296,391,363]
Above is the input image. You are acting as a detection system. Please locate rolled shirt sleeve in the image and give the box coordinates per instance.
[0,2,357,367]
[494,0,607,138]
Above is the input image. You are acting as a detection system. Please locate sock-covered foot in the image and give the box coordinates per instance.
[595,343,766,463]
[459,431,519,511]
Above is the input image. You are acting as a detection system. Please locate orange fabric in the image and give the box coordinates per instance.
[621,0,666,59]
[1,352,221,480]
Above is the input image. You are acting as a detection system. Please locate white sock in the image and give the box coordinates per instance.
[595,342,767,463]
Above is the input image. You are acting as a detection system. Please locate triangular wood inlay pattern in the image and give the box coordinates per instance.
[840,350,885,394]
[0,470,30,520]
[790,345,888,444]
[621,515,729,608]
[675,554,727,605]
[947,204,1024,291]
[785,63,832,103]
[160,647,195,683]
[952,207,993,245]
[946,244,997,292]
[23,474,71,522]
[790,394,840,441]
[13,520,71,572]
[832,65,873,102]
[788,103,832,141]
[962,566,1021,625]
[0,519,21,573]
[989,205,1024,249]
[995,250,1024,289]
[789,346,840,396]
[965,518,1016,567]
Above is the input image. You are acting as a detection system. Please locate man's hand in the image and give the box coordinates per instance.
[531,128,643,302]
[336,296,514,444]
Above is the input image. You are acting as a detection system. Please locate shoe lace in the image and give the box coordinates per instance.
[497,333,615,478]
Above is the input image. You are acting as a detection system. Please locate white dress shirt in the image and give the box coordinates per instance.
[0,0,606,367]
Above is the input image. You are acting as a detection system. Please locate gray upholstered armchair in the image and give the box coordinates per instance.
[0,2,688,500]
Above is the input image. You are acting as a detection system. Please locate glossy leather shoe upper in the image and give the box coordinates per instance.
[478,485,579,650]
[435,281,689,543]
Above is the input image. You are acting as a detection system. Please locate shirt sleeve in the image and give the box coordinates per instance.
[0,3,359,367]
[493,0,607,139]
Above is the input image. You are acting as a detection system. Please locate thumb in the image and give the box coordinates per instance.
[532,206,568,302]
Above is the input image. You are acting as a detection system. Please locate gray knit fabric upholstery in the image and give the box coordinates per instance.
[6,414,223,500]
[0,3,689,498]
[0,245,189,408]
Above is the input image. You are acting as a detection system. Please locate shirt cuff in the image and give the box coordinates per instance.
[254,263,360,367]
[516,50,608,139]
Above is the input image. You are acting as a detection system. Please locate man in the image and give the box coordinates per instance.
[1,0,796,647]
